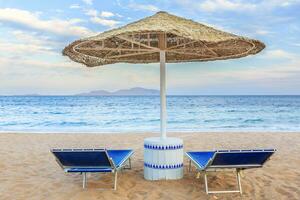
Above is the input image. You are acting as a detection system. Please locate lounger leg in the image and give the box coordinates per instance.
[129,158,132,169]
[113,172,118,190]
[236,169,242,194]
[204,170,243,194]
[122,158,131,170]
[83,173,87,189]
[204,171,209,194]
[189,160,191,172]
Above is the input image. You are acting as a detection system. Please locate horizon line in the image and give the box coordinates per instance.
[1,94,300,96]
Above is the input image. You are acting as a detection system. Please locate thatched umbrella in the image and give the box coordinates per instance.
[63,11,265,180]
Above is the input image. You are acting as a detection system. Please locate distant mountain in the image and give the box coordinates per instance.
[12,94,42,96]
[77,90,111,96]
[76,87,159,96]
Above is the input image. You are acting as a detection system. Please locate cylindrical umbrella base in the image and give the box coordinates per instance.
[144,137,183,180]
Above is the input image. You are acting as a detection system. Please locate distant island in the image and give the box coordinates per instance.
[75,87,159,96]
[11,94,42,96]
[0,87,160,96]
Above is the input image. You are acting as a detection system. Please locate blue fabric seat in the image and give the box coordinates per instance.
[51,148,133,190]
[186,149,275,195]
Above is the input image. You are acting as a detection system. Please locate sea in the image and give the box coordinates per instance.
[0,95,299,133]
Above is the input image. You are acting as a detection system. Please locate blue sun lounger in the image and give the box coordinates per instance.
[186,149,276,194]
[51,148,133,190]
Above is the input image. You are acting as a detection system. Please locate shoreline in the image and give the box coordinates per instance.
[1,130,300,134]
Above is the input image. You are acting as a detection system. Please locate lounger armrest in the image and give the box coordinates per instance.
[186,151,215,170]
[116,150,133,170]
[107,149,134,170]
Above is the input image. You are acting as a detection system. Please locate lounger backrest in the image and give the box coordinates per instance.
[210,149,275,168]
[51,149,113,168]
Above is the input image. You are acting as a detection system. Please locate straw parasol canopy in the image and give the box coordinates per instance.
[63,11,265,67]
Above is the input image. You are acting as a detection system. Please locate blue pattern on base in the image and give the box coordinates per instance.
[144,144,183,150]
[144,162,184,169]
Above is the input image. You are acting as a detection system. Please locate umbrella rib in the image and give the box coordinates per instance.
[168,50,214,58]
[199,41,219,57]
[103,37,131,58]
[168,40,218,57]
[116,35,160,51]
[76,47,156,52]
[166,40,197,50]
[168,39,256,60]
[106,51,155,59]
[183,41,257,61]
[72,40,107,61]
[191,46,247,51]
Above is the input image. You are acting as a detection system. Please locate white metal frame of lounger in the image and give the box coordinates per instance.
[79,151,133,190]
[203,168,243,194]
[52,149,133,190]
[79,154,118,190]
[187,156,248,194]
[80,170,118,190]
[80,150,134,190]
[186,150,275,195]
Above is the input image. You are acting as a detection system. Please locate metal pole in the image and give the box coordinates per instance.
[160,50,167,139]
[204,171,209,194]
[83,172,87,189]
[237,169,243,194]
[114,172,118,190]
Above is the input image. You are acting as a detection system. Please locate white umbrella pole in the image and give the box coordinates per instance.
[144,49,183,181]
[160,50,167,139]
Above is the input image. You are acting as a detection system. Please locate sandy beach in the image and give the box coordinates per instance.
[0,132,299,200]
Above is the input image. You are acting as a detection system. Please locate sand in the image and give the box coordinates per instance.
[0,132,299,200]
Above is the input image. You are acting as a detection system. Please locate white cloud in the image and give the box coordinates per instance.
[84,9,98,17]
[0,31,63,59]
[128,3,159,12]
[90,17,120,27]
[70,4,81,9]
[116,13,123,18]
[229,58,300,81]
[82,0,93,5]
[12,31,52,45]
[69,18,85,24]
[267,0,300,7]
[167,55,300,93]
[0,8,93,37]
[100,11,115,18]
[198,0,256,12]
[54,9,63,13]
[84,9,120,19]
[255,29,271,35]
[263,49,295,60]
[187,0,300,13]
[0,56,159,95]
[0,41,54,55]
[84,9,120,27]
[292,43,300,47]
[0,56,79,70]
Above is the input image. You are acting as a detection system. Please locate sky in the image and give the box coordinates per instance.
[0,0,300,95]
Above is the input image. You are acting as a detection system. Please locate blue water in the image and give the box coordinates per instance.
[0,96,299,133]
